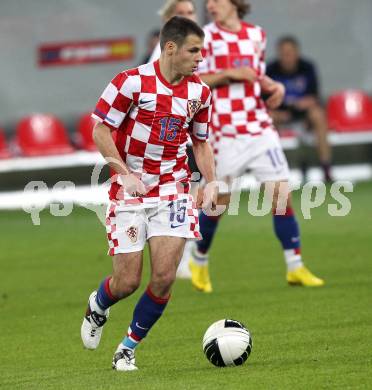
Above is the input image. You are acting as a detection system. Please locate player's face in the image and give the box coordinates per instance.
[206,0,237,23]
[172,1,197,22]
[174,34,204,76]
[278,42,300,72]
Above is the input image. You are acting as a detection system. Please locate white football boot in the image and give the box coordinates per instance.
[112,345,138,371]
[81,291,109,350]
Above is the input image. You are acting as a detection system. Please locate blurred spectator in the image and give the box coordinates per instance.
[139,29,160,65]
[148,0,197,62]
[267,36,332,182]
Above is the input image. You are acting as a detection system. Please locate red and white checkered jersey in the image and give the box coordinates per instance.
[92,60,212,204]
[198,21,273,144]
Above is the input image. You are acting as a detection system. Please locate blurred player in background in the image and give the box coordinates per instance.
[138,29,160,65]
[267,36,333,182]
[81,16,216,371]
[189,0,325,292]
[149,0,197,62]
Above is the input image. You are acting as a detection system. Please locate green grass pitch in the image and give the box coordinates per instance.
[1,182,371,389]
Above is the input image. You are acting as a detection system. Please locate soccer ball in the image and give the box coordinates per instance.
[202,319,252,367]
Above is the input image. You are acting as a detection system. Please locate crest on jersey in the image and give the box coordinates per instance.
[126,226,138,243]
[187,99,202,118]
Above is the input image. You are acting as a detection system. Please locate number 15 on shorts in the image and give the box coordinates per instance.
[169,199,187,228]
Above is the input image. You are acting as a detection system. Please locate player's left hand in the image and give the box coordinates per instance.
[259,76,285,109]
[198,181,218,212]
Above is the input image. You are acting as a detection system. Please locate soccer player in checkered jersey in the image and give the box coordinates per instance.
[80,16,217,371]
[148,0,199,280]
[188,0,325,292]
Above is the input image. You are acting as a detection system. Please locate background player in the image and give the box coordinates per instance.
[80,16,217,371]
[189,0,325,292]
[267,36,333,182]
[138,29,161,65]
[148,0,197,63]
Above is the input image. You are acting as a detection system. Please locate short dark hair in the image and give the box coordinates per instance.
[277,35,300,49]
[230,0,251,19]
[160,16,204,50]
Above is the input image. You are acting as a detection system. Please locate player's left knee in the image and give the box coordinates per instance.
[151,270,176,290]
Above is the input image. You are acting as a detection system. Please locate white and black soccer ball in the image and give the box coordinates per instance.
[202,319,252,367]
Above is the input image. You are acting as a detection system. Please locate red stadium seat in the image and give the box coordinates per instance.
[278,128,297,139]
[16,114,74,156]
[327,90,372,132]
[77,113,97,151]
[0,130,11,159]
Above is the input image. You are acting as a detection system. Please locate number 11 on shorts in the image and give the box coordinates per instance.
[266,148,284,167]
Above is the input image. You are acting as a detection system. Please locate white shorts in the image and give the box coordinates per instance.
[105,195,200,255]
[215,129,290,183]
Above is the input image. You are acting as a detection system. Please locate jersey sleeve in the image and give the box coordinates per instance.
[189,86,212,142]
[92,72,134,130]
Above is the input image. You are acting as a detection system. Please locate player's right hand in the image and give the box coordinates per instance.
[120,173,147,197]
[260,76,285,109]
[226,67,258,83]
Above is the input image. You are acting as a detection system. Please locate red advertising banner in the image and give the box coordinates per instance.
[38,37,134,67]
